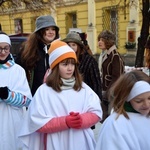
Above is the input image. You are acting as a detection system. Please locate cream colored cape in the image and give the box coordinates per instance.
[0,64,32,150]
[96,112,150,150]
[18,82,102,150]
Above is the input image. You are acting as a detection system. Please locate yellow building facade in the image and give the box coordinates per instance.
[0,0,142,55]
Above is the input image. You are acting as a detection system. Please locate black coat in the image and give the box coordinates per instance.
[78,51,102,100]
[15,42,49,96]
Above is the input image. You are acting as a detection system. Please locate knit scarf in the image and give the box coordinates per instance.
[0,54,15,69]
[124,102,139,113]
[60,77,75,90]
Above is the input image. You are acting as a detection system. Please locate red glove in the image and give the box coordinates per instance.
[66,112,82,129]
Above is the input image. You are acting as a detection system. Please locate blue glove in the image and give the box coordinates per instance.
[0,87,9,99]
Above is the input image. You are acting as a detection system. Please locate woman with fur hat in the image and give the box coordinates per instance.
[63,32,102,101]
[0,32,32,150]
[96,70,150,150]
[15,15,60,96]
[97,30,125,122]
[18,40,102,150]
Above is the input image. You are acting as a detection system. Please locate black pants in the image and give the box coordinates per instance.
[100,100,109,123]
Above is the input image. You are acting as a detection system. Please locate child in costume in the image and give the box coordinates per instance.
[0,32,32,150]
[18,40,102,150]
[96,70,150,150]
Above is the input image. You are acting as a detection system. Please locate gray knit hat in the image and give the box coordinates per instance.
[34,15,59,32]
[63,32,84,48]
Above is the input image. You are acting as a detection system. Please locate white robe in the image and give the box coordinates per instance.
[18,82,103,150]
[95,112,150,150]
[0,64,32,150]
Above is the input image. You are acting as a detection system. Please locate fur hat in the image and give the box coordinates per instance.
[98,30,116,42]
[145,35,150,49]
[48,40,77,69]
[0,34,11,45]
[63,32,84,48]
[34,15,59,32]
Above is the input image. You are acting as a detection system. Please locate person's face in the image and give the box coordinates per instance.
[0,43,10,60]
[130,92,150,116]
[59,60,75,79]
[43,27,56,44]
[68,42,78,52]
[98,38,106,50]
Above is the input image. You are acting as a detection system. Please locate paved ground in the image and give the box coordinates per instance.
[93,122,102,141]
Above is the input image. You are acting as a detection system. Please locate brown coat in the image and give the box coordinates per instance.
[100,45,124,123]
[102,45,124,92]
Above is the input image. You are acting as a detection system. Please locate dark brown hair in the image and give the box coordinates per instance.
[67,42,86,60]
[76,44,85,59]
[46,58,82,92]
[21,28,59,70]
[108,70,150,119]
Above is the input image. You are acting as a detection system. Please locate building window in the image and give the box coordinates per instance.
[66,12,77,33]
[110,10,118,44]
[102,8,118,45]
[14,19,22,34]
[128,30,135,42]
[72,13,77,28]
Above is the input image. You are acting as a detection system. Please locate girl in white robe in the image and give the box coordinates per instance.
[0,33,32,150]
[96,70,150,150]
[18,40,103,150]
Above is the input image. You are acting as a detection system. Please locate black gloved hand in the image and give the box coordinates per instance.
[0,87,9,99]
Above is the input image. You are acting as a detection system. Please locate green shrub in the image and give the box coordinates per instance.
[125,42,136,49]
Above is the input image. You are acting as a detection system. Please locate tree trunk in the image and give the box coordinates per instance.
[135,0,150,67]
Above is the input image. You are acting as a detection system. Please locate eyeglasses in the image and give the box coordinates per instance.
[0,46,10,53]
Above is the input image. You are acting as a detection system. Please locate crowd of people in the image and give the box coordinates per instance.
[0,14,150,150]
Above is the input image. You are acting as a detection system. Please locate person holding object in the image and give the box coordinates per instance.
[96,70,150,150]
[18,40,102,150]
[0,32,32,150]
[15,15,60,96]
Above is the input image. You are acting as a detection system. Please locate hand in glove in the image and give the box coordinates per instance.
[0,86,9,99]
[66,112,82,129]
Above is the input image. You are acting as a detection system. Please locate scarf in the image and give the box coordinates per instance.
[60,77,75,90]
[0,54,15,69]
[124,102,139,113]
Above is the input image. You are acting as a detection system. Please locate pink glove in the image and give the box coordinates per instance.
[66,112,82,129]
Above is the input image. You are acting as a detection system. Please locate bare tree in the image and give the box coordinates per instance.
[0,0,65,13]
[0,0,84,12]
[135,0,150,67]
